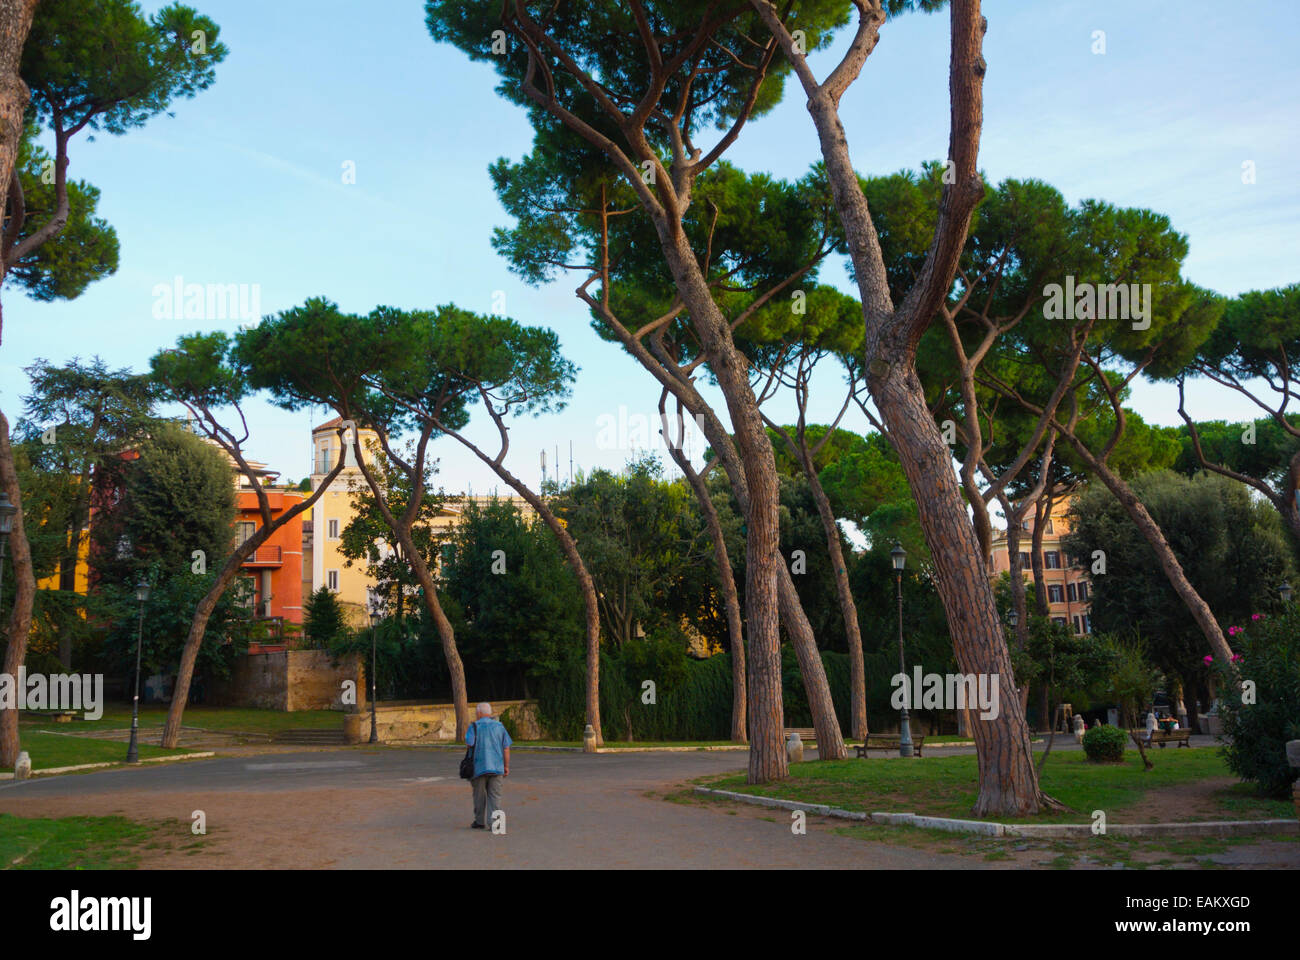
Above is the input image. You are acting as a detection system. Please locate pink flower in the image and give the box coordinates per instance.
[1203,655,1214,664]
[1251,613,1262,621]
[1231,654,1243,662]
[1228,625,1243,636]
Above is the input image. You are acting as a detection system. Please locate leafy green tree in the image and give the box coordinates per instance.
[439,497,583,698]
[90,424,249,692]
[149,330,349,747]
[555,457,709,649]
[1066,470,1294,731]
[15,357,157,667]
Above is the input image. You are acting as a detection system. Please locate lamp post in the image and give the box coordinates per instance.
[891,542,914,758]
[368,594,382,744]
[1280,582,1292,604]
[126,579,150,763]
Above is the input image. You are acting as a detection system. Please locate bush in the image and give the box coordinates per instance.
[1214,608,1300,798]
[1082,724,1126,763]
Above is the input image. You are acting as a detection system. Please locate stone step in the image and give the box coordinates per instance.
[272,729,346,744]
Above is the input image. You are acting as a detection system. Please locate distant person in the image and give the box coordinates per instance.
[465,701,511,831]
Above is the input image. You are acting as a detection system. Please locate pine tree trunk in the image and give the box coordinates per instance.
[0,0,38,341]
[0,410,36,767]
[656,231,787,782]
[685,389,845,761]
[1030,491,1051,616]
[401,531,469,740]
[801,454,867,739]
[1063,435,1236,666]
[872,365,1043,815]
[664,432,746,742]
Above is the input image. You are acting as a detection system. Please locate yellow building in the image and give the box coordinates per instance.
[989,491,1093,635]
[305,418,532,625]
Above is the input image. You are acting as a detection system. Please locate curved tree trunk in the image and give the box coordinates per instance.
[1064,435,1235,666]
[454,452,603,747]
[692,400,846,760]
[873,365,1042,815]
[400,532,470,739]
[1030,491,1051,616]
[800,449,867,740]
[661,401,746,742]
[0,410,36,768]
[162,450,350,748]
[656,231,787,783]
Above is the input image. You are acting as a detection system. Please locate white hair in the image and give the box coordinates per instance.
[477,702,493,717]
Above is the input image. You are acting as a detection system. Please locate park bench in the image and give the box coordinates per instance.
[784,727,818,743]
[1128,728,1191,749]
[50,710,76,723]
[855,734,925,758]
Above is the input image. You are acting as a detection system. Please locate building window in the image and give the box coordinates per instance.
[1048,584,1064,604]
[1082,615,1091,634]
[1045,519,1055,534]
[327,519,340,540]
[1052,617,1067,627]
[1077,582,1089,601]
[1073,615,1082,634]
[1020,520,1030,531]
[1019,551,1031,568]
[237,521,257,546]
[1044,551,1061,569]
[1067,582,1077,602]
[317,444,333,475]
[327,570,339,592]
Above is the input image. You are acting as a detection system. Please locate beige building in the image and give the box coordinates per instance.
[989,492,1093,635]
[303,418,533,624]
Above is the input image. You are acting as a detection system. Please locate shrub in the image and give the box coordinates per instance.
[1082,724,1126,763]
[1214,608,1300,798]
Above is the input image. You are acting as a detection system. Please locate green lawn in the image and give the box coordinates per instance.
[697,747,1293,824]
[515,739,745,749]
[18,731,186,770]
[0,813,204,869]
[22,705,344,735]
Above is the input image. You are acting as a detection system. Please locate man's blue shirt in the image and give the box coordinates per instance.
[465,718,512,777]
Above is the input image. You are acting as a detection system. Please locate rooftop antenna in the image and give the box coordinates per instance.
[569,441,574,489]
[541,448,547,488]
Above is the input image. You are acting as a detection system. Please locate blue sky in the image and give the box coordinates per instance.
[4,0,1298,496]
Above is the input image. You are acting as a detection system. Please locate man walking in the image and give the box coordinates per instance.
[466,701,511,830]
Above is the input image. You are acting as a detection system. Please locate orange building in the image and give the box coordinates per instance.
[237,487,305,624]
[989,492,1093,635]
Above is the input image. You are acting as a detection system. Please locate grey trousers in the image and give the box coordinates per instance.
[472,773,503,828]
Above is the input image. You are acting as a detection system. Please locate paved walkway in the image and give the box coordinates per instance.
[0,747,971,869]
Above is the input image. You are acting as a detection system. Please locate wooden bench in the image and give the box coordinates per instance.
[855,734,925,758]
[1129,728,1191,749]
[784,728,817,743]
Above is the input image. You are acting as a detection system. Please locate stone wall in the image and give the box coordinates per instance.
[209,650,361,712]
[343,699,546,744]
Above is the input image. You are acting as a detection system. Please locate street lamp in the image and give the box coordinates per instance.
[1280,582,1292,604]
[890,542,914,758]
[1008,607,1019,629]
[0,491,16,609]
[126,579,150,763]
[367,594,383,744]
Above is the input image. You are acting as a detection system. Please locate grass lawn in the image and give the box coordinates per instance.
[18,731,186,770]
[697,747,1293,824]
[22,705,343,736]
[0,813,206,869]
[515,739,744,749]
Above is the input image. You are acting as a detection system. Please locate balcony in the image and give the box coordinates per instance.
[242,545,283,567]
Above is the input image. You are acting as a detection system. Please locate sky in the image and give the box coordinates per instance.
[4,0,1298,498]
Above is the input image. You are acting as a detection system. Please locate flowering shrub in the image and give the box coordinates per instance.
[1214,608,1300,798]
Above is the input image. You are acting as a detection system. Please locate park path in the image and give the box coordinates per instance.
[0,747,972,869]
